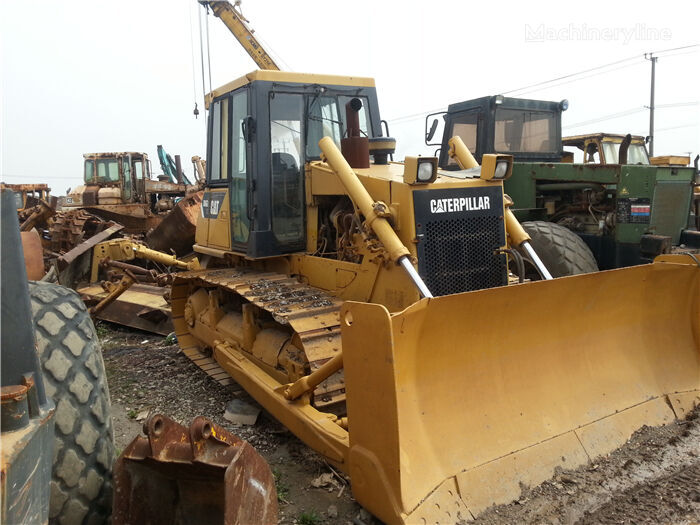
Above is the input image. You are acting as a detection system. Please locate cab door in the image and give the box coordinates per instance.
[133,156,147,203]
[122,155,133,202]
[196,88,250,252]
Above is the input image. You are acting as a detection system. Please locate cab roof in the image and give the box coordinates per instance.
[83,152,148,159]
[206,70,376,107]
[563,133,646,149]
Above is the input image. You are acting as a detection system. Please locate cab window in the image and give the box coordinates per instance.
[96,159,119,182]
[122,158,132,200]
[84,160,95,183]
[338,95,371,137]
[585,142,601,163]
[134,161,144,179]
[270,93,304,247]
[306,96,342,158]
[230,90,249,243]
[494,109,557,153]
[208,98,230,182]
[447,110,478,167]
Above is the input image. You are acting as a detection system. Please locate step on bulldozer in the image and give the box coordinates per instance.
[169,70,700,524]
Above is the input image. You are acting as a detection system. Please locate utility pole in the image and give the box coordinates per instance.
[644,53,657,156]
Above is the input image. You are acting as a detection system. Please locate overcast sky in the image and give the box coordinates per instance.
[2,0,698,194]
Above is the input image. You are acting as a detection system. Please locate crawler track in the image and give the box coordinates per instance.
[171,268,347,411]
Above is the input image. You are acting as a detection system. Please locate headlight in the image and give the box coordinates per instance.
[417,161,435,182]
[494,161,509,179]
[480,154,513,181]
[403,156,438,185]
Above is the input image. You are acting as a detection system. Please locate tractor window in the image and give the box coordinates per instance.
[270,93,304,247]
[585,142,601,163]
[134,161,144,179]
[122,158,132,200]
[446,110,478,167]
[601,142,650,165]
[628,144,650,164]
[494,109,557,153]
[84,160,95,183]
[96,159,119,182]
[229,90,249,243]
[306,96,342,158]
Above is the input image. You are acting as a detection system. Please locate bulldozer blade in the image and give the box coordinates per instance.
[113,413,277,525]
[146,190,203,257]
[340,258,699,524]
[77,283,173,335]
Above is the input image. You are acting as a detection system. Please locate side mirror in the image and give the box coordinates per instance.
[424,111,447,146]
[426,119,438,143]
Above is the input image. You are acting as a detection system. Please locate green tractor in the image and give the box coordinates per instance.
[426,95,699,273]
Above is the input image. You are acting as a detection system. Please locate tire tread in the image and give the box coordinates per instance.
[29,282,114,525]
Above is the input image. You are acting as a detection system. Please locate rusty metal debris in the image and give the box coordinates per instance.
[4,149,204,335]
[19,199,55,232]
[89,270,137,317]
[56,223,125,273]
[146,190,204,256]
[113,413,278,525]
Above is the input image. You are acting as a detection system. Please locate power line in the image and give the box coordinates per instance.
[389,106,447,124]
[563,102,700,130]
[503,44,698,96]
[386,46,699,125]
[651,44,700,56]
[563,107,647,129]
[656,101,699,109]
[512,61,644,97]
[655,122,698,133]
[502,55,642,96]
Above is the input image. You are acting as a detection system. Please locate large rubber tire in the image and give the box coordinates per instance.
[29,281,114,525]
[521,221,599,278]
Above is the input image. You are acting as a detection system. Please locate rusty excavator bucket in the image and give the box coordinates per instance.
[113,414,277,525]
[340,255,700,523]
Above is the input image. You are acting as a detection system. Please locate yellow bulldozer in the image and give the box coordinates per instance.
[164,68,700,524]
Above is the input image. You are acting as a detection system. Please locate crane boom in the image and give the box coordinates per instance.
[199,1,280,71]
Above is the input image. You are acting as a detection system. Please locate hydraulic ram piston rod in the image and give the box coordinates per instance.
[319,136,433,298]
[521,241,553,280]
[399,256,433,298]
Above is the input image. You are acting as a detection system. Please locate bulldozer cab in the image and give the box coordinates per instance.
[563,133,651,165]
[427,95,566,167]
[0,183,51,211]
[84,152,150,201]
[196,70,382,259]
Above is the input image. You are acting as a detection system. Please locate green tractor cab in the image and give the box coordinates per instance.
[428,96,699,270]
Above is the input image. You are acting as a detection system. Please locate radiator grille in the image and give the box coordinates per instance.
[420,215,507,296]
[651,181,692,243]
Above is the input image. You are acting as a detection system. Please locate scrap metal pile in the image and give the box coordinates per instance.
[3,151,207,335]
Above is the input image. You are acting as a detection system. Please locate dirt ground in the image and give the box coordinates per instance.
[100,322,700,525]
[100,323,366,525]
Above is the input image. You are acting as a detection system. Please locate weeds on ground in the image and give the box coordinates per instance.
[272,468,290,504]
[297,510,321,525]
[95,322,109,338]
[127,409,137,419]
